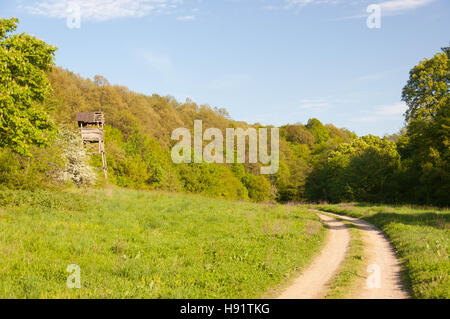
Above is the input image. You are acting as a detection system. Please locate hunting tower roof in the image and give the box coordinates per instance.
[76,111,104,125]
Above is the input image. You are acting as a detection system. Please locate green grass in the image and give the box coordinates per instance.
[323,219,365,299]
[0,188,325,298]
[316,203,450,299]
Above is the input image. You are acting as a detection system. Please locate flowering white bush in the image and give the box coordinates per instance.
[59,128,96,186]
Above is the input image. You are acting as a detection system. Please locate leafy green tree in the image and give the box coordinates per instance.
[400,46,450,205]
[281,124,314,147]
[307,135,401,203]
[306,118,330,144]
[274,139,311,202]
[402,46,449,166]
[325,124,357,144]
[0,18,57,156]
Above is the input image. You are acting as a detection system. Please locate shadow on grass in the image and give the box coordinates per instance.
[366,212,449,230]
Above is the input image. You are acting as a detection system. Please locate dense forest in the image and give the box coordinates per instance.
[1,18,448,206]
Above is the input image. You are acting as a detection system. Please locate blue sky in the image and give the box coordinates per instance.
[1,0,449,136]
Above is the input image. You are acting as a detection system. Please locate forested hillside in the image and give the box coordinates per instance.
[2,64,448,206]
[3,66,360,203]
[0,18,448,206]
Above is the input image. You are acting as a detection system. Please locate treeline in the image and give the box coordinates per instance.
[0,18,448,206]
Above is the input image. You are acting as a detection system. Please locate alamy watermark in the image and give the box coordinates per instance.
[171,120,279,174]
[67,264,81,288]
[366,264,381,289]
[366,4,381,29]
[66,1,81,29]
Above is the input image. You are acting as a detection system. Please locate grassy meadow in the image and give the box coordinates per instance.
[0,188,325,298]
[316,203,450,299]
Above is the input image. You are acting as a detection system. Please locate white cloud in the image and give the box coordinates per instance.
[262,5,278,10]
[26,0,433,21]
[284,0,316,7]
[335,0,436,20]
[176,15,196,21]
[354,102,407,121]
[376,102,407,116]
[283,0,436,12]
[379,0,435,14]
[296,96,356,113]
[356,69,400,82]
[264,0,339,10]
[299,99,330,110]
[310,0,435,20]
[20,0,182,21]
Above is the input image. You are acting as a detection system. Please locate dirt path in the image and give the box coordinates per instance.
[277,210,409,299]
[322,211,409,299]
[277,213,350,299]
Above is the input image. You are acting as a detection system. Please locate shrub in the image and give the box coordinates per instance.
[58,128,97,187]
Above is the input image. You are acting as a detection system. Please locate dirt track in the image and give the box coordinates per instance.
[277,213,350,298]
[277,210,409,299]
[323,211,409,299]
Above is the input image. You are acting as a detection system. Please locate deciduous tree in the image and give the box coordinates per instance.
[0,18,57,156]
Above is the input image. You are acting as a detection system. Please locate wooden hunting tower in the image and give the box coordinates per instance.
[76,111,107,180]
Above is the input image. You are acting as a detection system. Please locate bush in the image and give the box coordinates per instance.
[178,163,248,200]
[58,128,97,187]
[0,143,65,190]
[242,174,272,202]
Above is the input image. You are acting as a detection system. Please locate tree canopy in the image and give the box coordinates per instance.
[0,18,57,156]
[402,46,449,165]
